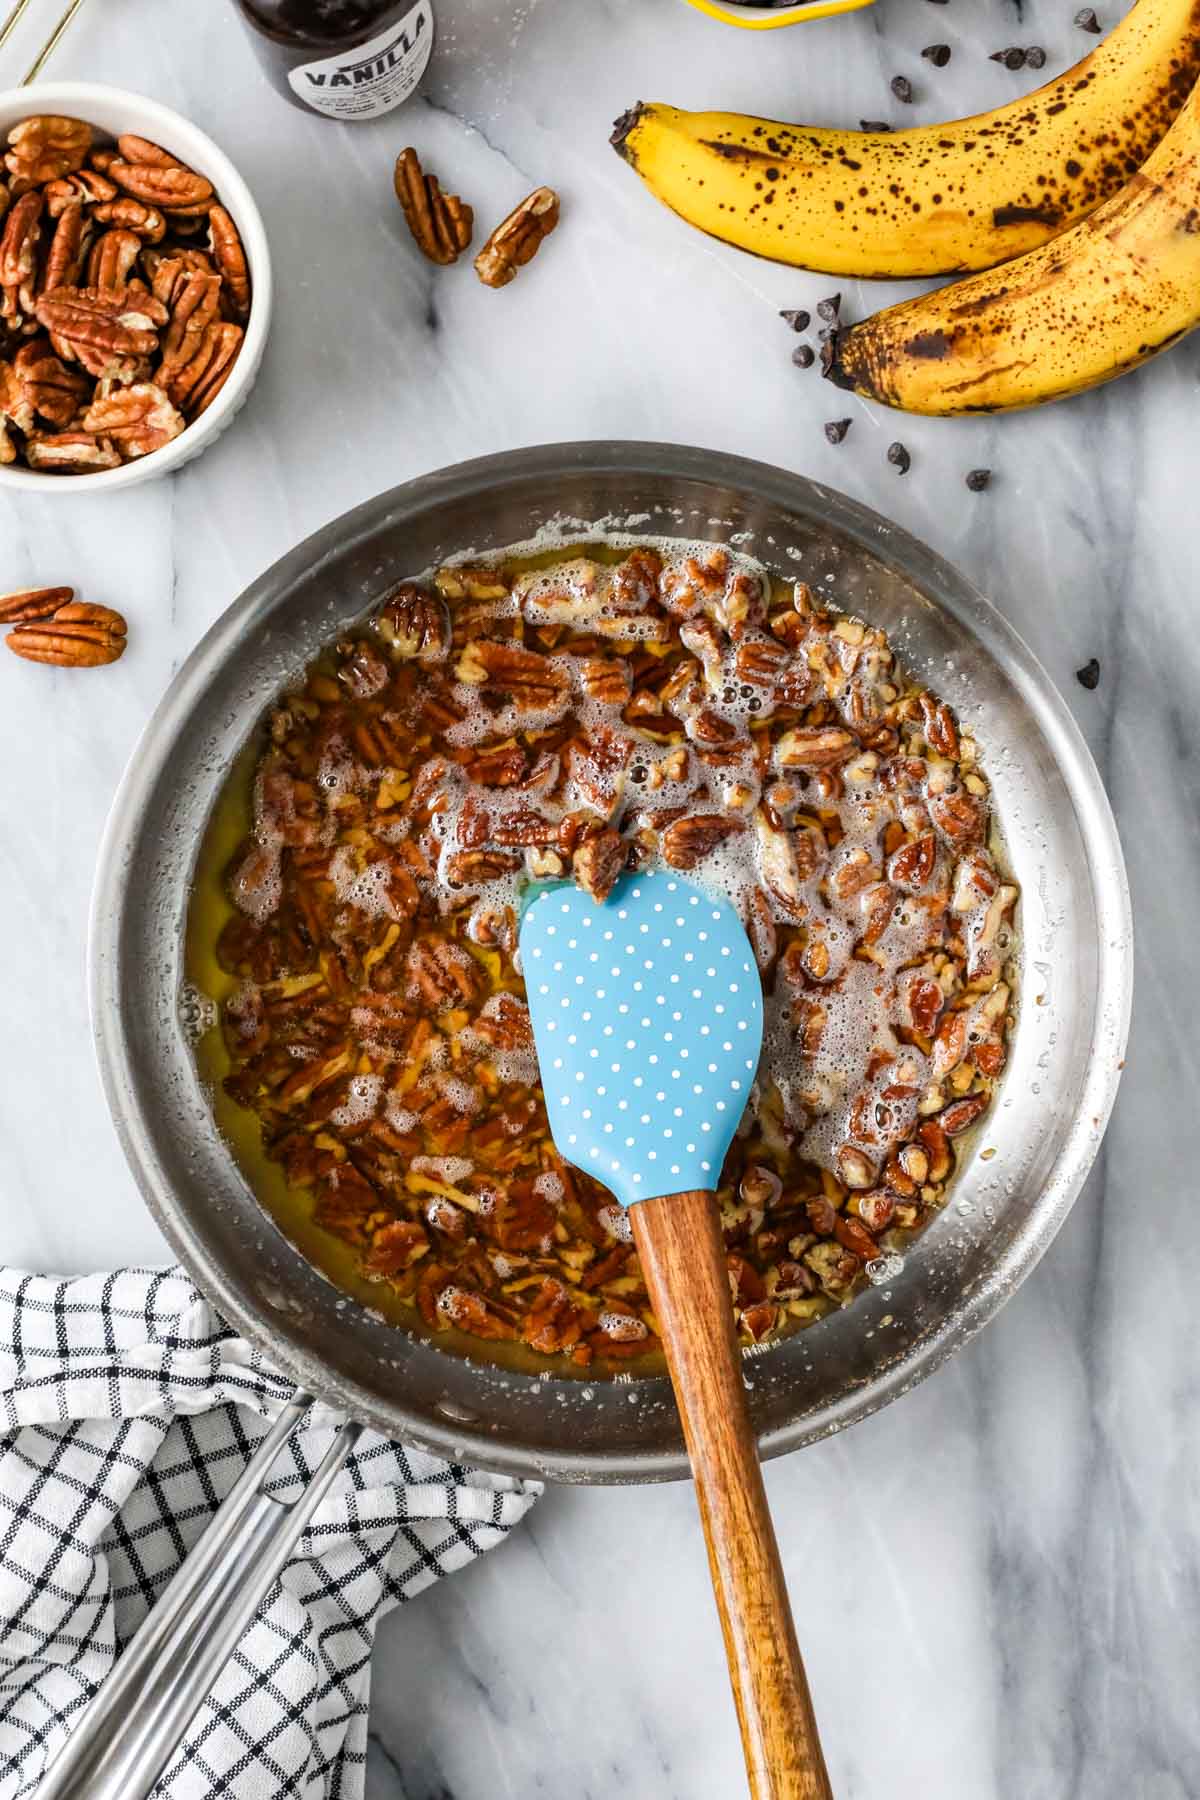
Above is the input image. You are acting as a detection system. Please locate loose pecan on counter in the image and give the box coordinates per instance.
[0,584,72,622]
[5,595,126,666]
[394,148,473,266]
[474,186,559,288]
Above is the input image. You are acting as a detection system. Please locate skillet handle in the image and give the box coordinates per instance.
[631,1189,833,1800]
[33,1390,360,1800]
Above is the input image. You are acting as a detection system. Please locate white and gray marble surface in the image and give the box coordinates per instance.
[1,1,1196,1795]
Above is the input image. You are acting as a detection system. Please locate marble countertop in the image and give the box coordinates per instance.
[2,0,1196,1794]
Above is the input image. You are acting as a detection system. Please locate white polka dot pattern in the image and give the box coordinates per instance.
[520,872,765,1210]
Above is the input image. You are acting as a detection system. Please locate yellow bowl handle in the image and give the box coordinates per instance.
[683,0,874,25]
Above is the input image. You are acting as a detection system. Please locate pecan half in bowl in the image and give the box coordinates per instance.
[90,447,1131,1481]
[0,82,271,492]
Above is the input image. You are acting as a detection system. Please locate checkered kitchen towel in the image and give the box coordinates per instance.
[0,1268,540,1799]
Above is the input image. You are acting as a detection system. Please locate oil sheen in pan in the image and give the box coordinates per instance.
[183,531,1019,1375]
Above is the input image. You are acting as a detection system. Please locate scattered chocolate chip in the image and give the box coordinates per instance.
[887,441,912,474]
[891,75,915,102]
[1075,657,1101,690]
[1025,45,1047,67]
[824,418,852,445]
[792,344,815,368]
[1074,7,1101,31]
[818,326,837,343]
[780,308,811,331]
[860,119,893,132]
[990,46,1028,68]
[922,42,952,65]
[924,0,949,6]
[965,467,992,491]
[816,293,841,322]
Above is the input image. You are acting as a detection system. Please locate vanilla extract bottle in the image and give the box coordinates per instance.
[236,0,434,121]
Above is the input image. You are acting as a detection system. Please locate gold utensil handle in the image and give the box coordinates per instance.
[0,0,91,82]
[0,0,36,54]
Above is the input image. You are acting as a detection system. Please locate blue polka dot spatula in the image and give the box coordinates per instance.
[522,869,832,1800]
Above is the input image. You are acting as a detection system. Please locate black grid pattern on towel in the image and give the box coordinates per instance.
[0,1268,539,1800]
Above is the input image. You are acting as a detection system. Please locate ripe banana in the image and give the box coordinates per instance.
[822,70,1200,413]
[611,0,1200,277]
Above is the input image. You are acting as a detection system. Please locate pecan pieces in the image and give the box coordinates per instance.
[775,725,858,770]
[378,581,450,661]
[573,826,626,903]
[87,228,143,293]
[0,360,32,459]
[474,186,559,288]
[207,206,251,320]
[394,148,473,266]
[0,584,72,623]
[0,117,250,474]
[1,191,43,319]
[456,637,569,714]
[5,592,127,667]
[204,538,1016,1370]
[82,382,184,458]
[661,812,745,869]
[105,158,213,213]
[167,319,242,416]
[24,431,121,472]
[41,202,89,293]
[5,117,90,188]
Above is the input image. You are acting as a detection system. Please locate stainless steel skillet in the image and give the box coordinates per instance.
[89,441,1132,1484]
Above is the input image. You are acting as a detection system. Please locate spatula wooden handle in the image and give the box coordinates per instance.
[631,1188,833,1800]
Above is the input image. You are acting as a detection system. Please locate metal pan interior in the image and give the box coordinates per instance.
[88,442,1132,1484]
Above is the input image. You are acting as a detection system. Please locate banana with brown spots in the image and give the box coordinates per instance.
[610,0,1200,278]
[823,68,1200,413]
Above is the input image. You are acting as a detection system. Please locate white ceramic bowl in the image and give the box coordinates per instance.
[0,82,272,493]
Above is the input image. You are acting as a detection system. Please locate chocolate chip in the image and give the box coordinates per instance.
[1075,657,1101,690]
[990,46,1028,68]
[824,418,852,444]
[965,467,992,491]
[780,308,811,331]
[891,75,914,102]
[922,42,951,65]
[816,293,841,322]
[860,119,893,132]
[818,326,837,343]
[1025,45,1046,67]
[1074,7,1101,31]
[792,344,815,368]
[887,441,912,474]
